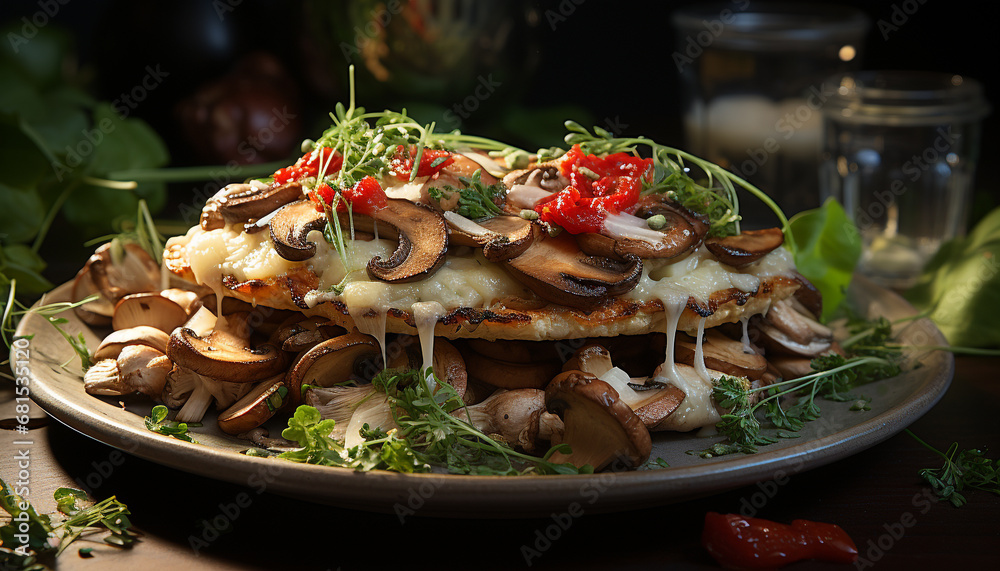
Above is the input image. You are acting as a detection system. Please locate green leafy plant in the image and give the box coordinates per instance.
[279,369,589,475]
[905,205,1000,347]
[788,198,862,323]
[907,430,1000,507]
[1,477,137,569]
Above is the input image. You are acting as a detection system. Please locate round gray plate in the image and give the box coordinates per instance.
[18,276,953,517]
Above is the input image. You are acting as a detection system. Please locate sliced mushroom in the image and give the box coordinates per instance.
[563,344,687,430]
[269,199,327,261]
[71,263,115,326]
[768,355,816,380]
[791,273,823,320]
[755,298,834,357]
[84,345,172,398]
[112,293,189,333]
[161,288,201,316]
[338,199,449,283]
[284,332,381,407]
[94,326,171,361]
[452,389,564,453]
[675,330,768,380]
[270,316,346,353]
[503,225,642,310]
[580,208,705,260]
[463,349,562,390]
[87,242,161,303]
[545,370,651,471]
[445,214,535,262]
[167,319,289,384]
[217,374,289,435]
[705,227,785,268]
[218,181,303,224]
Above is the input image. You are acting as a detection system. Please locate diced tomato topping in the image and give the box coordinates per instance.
[341,176,388,216]
[389,145,455,179]
[308,177,387,216]
[273,147,343,185]
[534,144,652,234]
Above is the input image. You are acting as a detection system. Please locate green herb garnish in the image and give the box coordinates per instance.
[1,477,137,568]
[144,405,196,443]
[427,169,505,220]
[908,430,1000,507]
[279,369,588,475]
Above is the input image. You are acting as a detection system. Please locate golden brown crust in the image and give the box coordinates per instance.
[165,242,799,341]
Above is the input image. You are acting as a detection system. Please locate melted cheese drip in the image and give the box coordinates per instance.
[412,301,445,385]
[741,316,753,354]
[657,295,687,385]
[657,365,722,431]
[694,316,710,382]
[353,309,388,369]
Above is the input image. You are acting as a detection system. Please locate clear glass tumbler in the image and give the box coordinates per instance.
[820,71,991,289]
[672,2,869,224]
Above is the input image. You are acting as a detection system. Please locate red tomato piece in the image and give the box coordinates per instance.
[702,512,858,569]
[389,145,455,179]
[340,176,388,216]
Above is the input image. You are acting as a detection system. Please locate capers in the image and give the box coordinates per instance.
[646,214,667,230]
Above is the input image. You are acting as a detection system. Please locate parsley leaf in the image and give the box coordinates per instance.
[427,169,505,220]
[909,430,1000,507]
[144,405,196,443]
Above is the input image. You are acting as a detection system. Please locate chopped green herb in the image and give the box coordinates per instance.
[908,430,1000,507]
[144,405,196,443]
[427,169,505,220]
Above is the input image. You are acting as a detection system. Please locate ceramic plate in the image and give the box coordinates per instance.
[18,276,953,517]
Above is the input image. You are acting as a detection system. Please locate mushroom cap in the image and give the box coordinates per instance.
[112,293,189,333]
[582,206,706,260]
[218,181,303,224]
[94,326,171,361]
[446,215,535,262]
[269,199,327,261]
[705,227,785,268]
[455,389,556,453]
[71,263,114,326]
[545,370,651,471]
[217,374,288,435]
[503,225,642,310]
[755,299,833,357]
[88,242,160,303]
[167,326,289,384]
[360,199,449,283]
[561,343,614,377]
[284,331,381,407]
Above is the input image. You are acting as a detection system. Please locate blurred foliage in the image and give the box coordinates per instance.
[906,206,1000,347]
[0,23,168,296]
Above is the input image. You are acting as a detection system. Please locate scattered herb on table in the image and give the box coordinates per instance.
[0,477,137,569]
[907,430,1000,507]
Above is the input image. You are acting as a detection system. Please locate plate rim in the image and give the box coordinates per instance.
[18,276,954,517]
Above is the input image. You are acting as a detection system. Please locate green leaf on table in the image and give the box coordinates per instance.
[905,206,1000,347]
[54,487,89,516]
[789,198,862,322]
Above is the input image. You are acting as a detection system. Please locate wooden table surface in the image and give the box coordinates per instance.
[2,355,998,571]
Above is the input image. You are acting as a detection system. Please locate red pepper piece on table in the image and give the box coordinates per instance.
[702,512,858,569]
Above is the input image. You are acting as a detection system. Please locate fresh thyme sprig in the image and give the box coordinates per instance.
[907,430,1000,507]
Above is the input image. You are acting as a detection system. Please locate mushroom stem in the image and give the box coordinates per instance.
[176,383,214,424]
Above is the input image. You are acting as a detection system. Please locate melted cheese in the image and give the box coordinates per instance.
[655,365,723,432]
[169,221,795,329]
